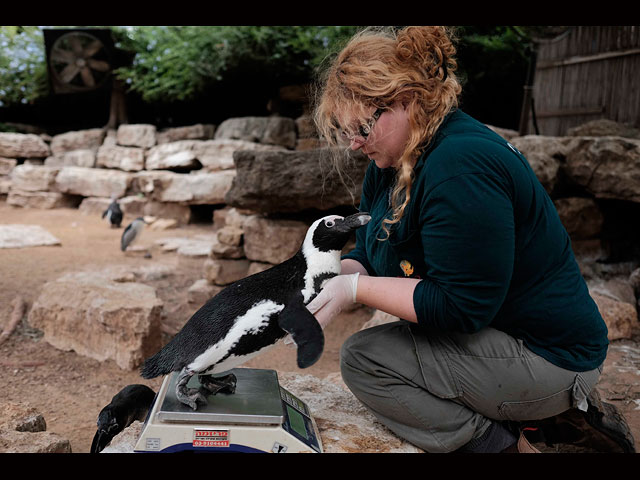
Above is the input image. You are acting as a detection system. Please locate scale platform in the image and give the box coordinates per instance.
[134,368,323,453]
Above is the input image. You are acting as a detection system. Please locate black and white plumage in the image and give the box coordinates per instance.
[102,198,123,228]
[140,212,371,410]
[90,384,156,453]
[120,217,146,251]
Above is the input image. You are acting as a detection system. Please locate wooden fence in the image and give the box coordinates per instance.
[527,26,640,136]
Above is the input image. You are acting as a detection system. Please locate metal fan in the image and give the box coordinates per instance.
[48,31,112,93]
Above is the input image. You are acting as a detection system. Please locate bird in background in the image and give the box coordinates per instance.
[102,196,123,228]
[121,217,147,252]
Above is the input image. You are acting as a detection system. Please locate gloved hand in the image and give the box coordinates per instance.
[306,273,360,330]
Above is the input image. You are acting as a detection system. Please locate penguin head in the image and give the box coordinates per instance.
[308,212,371,253]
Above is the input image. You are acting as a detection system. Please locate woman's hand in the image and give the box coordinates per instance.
[306,273,360,329]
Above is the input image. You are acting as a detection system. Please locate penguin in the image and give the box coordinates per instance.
[102,197,123,228]
[90,384,156,453]
[121,217,146,251]
[140,212,371,410]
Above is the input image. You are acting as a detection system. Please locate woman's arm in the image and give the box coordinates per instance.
[356,275,420,323]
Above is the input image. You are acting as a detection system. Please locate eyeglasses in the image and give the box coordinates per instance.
[340,107,385,144]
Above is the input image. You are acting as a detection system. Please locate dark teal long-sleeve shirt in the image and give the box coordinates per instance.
[343,109,608,372]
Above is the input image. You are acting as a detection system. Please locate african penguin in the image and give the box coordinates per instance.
[121,217,146,251]
[102,197,123,228]
[140,212,371,410]
[90,384,156,453]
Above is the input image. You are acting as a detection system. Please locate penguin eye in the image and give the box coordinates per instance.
[324,219,335,228]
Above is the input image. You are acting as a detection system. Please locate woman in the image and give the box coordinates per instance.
[307,26,614,453]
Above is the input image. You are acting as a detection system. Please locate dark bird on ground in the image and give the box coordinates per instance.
[140,212,371,410]
[102,197,123,228]
[90,384,156,453]
[121,217,146,251]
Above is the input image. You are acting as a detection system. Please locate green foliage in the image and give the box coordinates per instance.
[0,26,49,107]
[112,26,360,103]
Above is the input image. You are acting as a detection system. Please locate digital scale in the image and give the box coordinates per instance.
[134,368,323,453]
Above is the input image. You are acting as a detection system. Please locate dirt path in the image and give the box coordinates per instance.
[1,203,638,453]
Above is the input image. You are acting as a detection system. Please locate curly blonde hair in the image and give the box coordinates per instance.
[313,26,462,240]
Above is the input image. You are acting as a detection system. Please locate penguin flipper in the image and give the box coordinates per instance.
[278,301,324,368]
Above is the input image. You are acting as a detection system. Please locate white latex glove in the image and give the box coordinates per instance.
[283,273,360,347]
[306,273,360,329]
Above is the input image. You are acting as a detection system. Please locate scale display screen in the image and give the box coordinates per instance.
[280,387,321,453]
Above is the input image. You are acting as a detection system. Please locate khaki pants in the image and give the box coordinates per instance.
[340,321,602,453]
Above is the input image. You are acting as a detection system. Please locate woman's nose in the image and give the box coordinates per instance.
[350,136,365,151]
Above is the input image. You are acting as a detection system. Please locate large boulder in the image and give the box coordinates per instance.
[242,215,308,264]
[215,116,297,149]
[563,136,640,203]
[50,128,105,155]
[0,132,50,158]
[225,148,369,213]
[9,164,59,192]
[116,124,157,148]
[27,270,164,370]
[146,170,235,204]
[156,123,216,144]
[55,166,132,198]
[96,145,146,172]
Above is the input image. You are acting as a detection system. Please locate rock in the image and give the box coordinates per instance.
[50,128,105,155]
[142,201,191,225]
[193,139,283,171]
[149,218,178,230]
[116,124,157,148]
[509,135,578,193]
[215,116,297,149]
[204,258,251,285]
[6,190,77,209]
[100,421,144,453]
[242,215,308,264]
[154,170,235,205]
[78,196,114,216]
[27,270,164,370]
[553,197,604,239]
[590,291,637,341]
[96,145,146,172]
[0,224,61,248]
[567,119,640,139]
[0,403,46,432]
[9,164,59,192]
[278,373,422,453]
[156,124,216,144]
[0,132,51,158]
[0,402,71,453]
[0,157,17,175]
[145,140,201,171]
[225,148,369,213]
[44,149,96,168]
[216,225,243,246]
[55,166,132,198]
[0,430,72,453]
[563,136,640,203]
[187,278,223,304]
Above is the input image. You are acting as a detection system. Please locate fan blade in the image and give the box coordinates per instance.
[87,59,111,72]
[59,64,80,84]
[84,39,104,58]
[50,47,75,65]
[69,35,84,55]
[80,67,96,87]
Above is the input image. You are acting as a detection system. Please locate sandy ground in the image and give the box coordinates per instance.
[0,202,639,454]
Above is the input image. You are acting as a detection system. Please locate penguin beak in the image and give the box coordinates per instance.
[338,212,371,232]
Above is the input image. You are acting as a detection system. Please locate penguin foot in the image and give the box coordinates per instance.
[199,373,237,395]
[176,386,208,410]
[176,367,207,410]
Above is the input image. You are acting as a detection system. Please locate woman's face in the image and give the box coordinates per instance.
[348,101,410,170]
